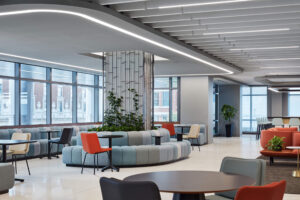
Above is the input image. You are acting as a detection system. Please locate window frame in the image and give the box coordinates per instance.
[0,59,104,127]
[153,77,180,123]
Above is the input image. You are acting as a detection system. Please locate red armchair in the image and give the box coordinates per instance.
[235,180,286,200]
[260,127,300,164]
[162,123,176,137]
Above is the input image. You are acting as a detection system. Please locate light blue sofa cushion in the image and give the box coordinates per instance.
[128,131,143,146]
[111,132,128,146]
[140,131,152,145]
[0,130,10,140]
[121,146,137,165]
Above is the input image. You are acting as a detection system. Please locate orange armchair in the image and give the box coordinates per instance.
[235,180,286,200]
[80,133,112,175]
[260,128,300,165]
[162,123,176,137]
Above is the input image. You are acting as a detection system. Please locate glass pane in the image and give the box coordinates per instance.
[172,89,178,122]
[154,78,169,88]
[252,87,267,95]
[242,96,250,120]
[52,69,72,83]
[0,79,15,125]
[241,86,250,95]
[289,94,300,116]
[0,61,15,77]
[77,73,94,85]
[21,64,46,80]
[51,84,72,124]
[99,89,103,122]
[154,89,169,122]
[77,86,94,122]
[21,81,47,125]
[242,120,251,132]
[172,77,178,88]
[99,75,103,87]
[252,96,267,119]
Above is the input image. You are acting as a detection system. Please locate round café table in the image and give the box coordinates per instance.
[124,171,255,200]
[98,135,123,172]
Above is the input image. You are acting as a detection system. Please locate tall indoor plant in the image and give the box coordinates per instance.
[221,104,237,137]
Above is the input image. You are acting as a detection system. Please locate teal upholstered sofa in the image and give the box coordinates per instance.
[0,125,98,160]
[62,128,191,167]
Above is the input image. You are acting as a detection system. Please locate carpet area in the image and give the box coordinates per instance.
[257,156,300,194]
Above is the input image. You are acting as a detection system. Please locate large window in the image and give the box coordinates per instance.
[154,77,180,122]
[0,60,103,126]
[241,86,267,132]
[289,92,300,116]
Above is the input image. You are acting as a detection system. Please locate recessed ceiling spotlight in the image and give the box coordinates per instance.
[268,88,279,93]
[158,0,253,9]
[203,28,290,35]
[0,9,233,74]
[0,52,102,72]
[250,58,300,61]
[230,46,299,51]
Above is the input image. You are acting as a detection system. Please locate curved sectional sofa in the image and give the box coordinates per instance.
[62,128,191,167]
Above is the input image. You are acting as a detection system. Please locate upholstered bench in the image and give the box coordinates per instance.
[0,163,14,194]
[62,128,191,167]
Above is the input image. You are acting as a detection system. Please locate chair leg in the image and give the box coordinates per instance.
[97,154,99,171]
[57,144,59,158]
[189,139,194,151]
[81,152,87,174]
[25,155,31,175]
[93,154,96,175]
[197,139,200,151]
[14,155,17,174]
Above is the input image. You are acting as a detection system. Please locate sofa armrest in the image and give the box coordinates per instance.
[0,163,14,193]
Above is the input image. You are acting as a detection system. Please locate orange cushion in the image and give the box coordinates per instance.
[260,149,296,157]
[260,130,293,149]
[275,127,298,132]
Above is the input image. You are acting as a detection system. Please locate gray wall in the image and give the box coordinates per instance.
[180,76,214,143]
[268,92,288,117]
[218,85,241,137]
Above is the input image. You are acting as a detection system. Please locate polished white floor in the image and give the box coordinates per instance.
[1,135,299,200]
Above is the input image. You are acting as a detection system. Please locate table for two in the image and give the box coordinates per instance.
[125,171,255,200]
[0,139,37,182]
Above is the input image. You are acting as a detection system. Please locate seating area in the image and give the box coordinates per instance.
[1,1,300,200]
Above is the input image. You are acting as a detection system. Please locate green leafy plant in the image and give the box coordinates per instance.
[266,136,285,151]
[221,104,237,123]
[89,89,144,132]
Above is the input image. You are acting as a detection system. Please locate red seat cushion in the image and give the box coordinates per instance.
[275,127,298,132]
[260,149,296,157]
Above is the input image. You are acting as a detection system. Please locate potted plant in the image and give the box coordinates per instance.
[221,104,237,137]
[266,136,285,151]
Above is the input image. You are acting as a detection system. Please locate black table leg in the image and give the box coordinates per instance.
[15,178,24,182]
[2,144,7,162]
[47,132,51,159]
[173,193,206,200]
[101,138,119,172]
[155,137,161,145]
[177,134,183,141]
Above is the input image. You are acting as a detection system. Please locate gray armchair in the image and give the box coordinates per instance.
[206,157,266,200]
[0,163,15,194]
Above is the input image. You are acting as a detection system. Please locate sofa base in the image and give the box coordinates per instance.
[65,157,188,169]
[0,190,8,195]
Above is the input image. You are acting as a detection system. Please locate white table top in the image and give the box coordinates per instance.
[286,146,300,150]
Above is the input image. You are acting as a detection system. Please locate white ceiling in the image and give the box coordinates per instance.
[97,0,300,84]
[0,0,299,85]
[0,1,238,76]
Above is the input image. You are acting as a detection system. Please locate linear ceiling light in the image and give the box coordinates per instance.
[203,28,290,35]
[268,88,279,93]
[158,0,253,9]
[250,58,300,61]
[260,66,300,69]
[0,9,233,74]
[0,52,102,72]
[230,46,299,51]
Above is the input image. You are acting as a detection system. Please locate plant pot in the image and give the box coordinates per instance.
[225,124,232,137]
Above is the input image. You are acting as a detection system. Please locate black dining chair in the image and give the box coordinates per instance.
[100,177,161,200]
[49,128,73,158]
